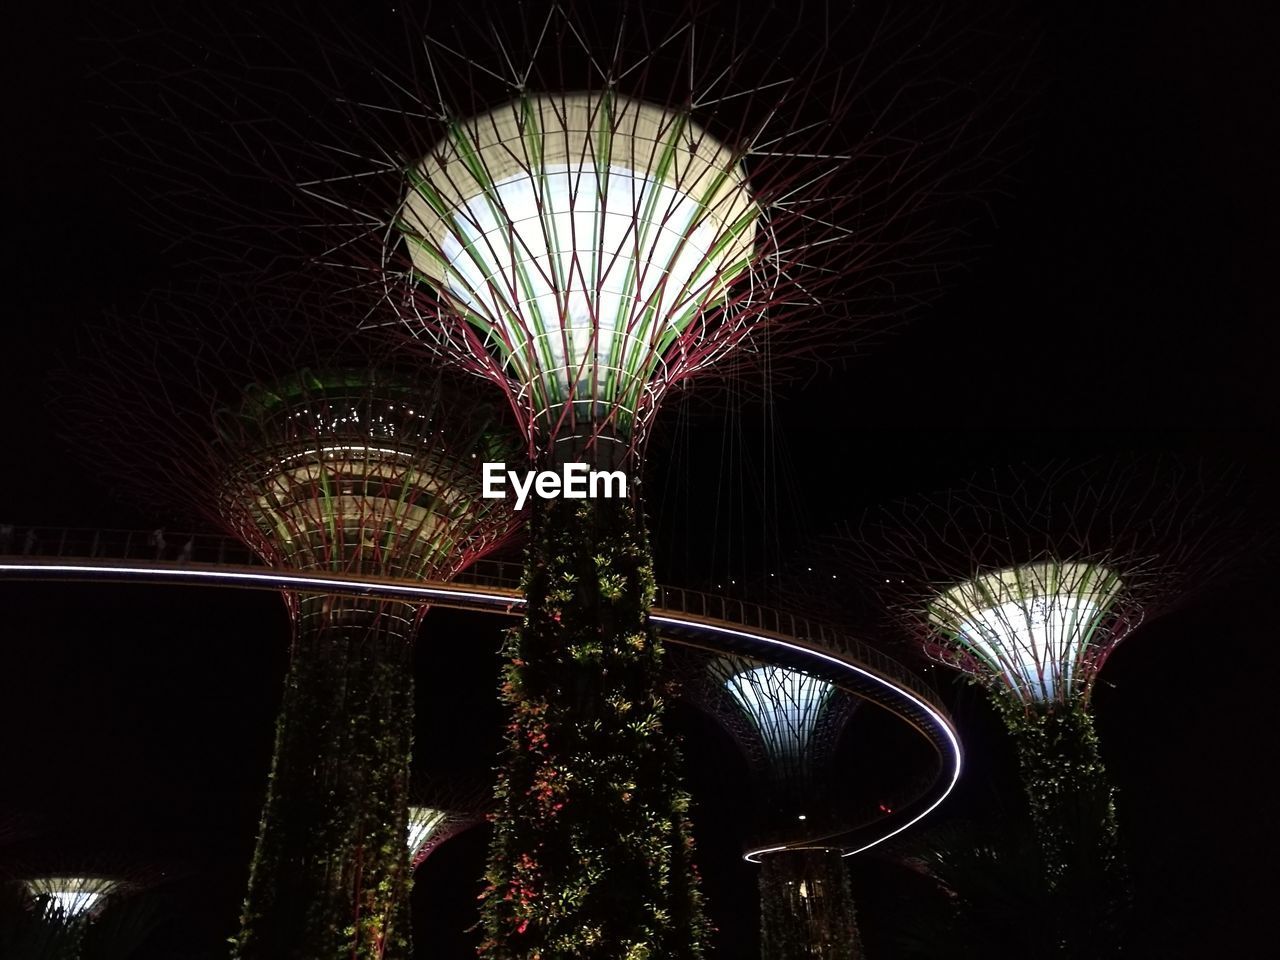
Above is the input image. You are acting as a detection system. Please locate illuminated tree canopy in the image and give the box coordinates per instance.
[22,877,120,920]
[840,458,1248,707]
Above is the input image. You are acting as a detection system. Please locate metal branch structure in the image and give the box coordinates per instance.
[7,851,161,960]
[102,4,1025,954]
[335,12,1013,956]
[836,457,1254,955]
[395,88,761,461]
[112,3,1023,457]
[407,776,492,871]
[21,877,121,921]
[69,286,520,960]
[692,655,863,958]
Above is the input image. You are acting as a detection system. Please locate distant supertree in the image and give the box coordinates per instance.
[22,877,122,921]
[71,286,519,960]
[407,775,491,871]
[836,458,1252,955]
[691,655,862,959]
[5,850,160,960]
[109,4,1023,953]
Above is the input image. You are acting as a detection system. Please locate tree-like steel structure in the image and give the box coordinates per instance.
[835,458,1251,956]
[689,655,863,959]
[106,4,1023,953]
[21,877,122,922]
[70,287,519,960]
[327,11,1011,956]
[407,775,492,871]
[5,847,162,960]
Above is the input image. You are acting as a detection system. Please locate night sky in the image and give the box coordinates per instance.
[4,0,1277,957]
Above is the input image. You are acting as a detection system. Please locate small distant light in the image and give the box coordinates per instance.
[797,814,807,821]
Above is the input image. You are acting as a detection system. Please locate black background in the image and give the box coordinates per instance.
[3,0,1277,955]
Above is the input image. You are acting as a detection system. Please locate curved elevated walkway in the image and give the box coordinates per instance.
[1,524,961,857]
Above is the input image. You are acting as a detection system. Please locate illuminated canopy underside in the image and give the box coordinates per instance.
[928,562,1124,704]
[222,391,506,580]
[407,806,449,860]
[23,877,119,918]
[401,92,760,436]
[721,663,837,772]
[406,805,479,869]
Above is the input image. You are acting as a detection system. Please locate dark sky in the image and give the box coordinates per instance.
[3,0,1277,957]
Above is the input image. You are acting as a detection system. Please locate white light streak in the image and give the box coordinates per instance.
[652,615,963,863]
[1,559,960,859]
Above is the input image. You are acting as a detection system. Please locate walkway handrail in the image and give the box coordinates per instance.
[0,522,959,859]
[1,523,941,711]
[0,523,941,711]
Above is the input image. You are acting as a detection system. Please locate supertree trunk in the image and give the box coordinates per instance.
[236,596,417,960]
[479,495,708,958]
[1000,700,1127,957]
[758,850,862,960]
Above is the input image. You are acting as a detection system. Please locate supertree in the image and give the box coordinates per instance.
[835,458,1253,955]
[4,846,161,960]
[685,653,863,958]
[69,285,520,960]
[407,775,491,871]
[21,877,122,922]
[106,4,1022,953]
[356,12,1012,956]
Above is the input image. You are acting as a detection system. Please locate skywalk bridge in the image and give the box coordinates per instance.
[1,523,961,859]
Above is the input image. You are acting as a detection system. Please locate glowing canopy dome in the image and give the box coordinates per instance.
[219,372,514,582]
[928,562,1124,704]
[406,804,485,870]
[407,807,449,860]
[23,877,120,919]
[720,663,837,772]
[400,91,760,442]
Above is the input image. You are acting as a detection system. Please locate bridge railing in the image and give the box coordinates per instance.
[650,583,940,709]
[2,523,940,709]
[0,524,259,566]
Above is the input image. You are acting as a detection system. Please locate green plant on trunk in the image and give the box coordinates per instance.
[235,598,416,960]
[478,496,709,958]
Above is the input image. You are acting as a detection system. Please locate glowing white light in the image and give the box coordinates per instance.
[23,878,118,918]
[402,93,759,423]
[723,665,835,767]
[52,891,102,915]
[446,165,727,397]
[929,562,1123,703]
[271,445,411,469]
[406,806,450,860]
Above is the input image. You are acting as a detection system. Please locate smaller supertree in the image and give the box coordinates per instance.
[6,854,160,960]
[407,776,490,871]
[689,654,862,959]
[22,877,121,921]
[836,458,1255,954]
[69,283,521,960]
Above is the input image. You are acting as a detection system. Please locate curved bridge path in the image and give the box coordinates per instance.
[1,524,961,859]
